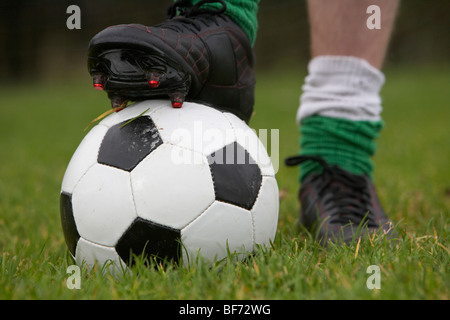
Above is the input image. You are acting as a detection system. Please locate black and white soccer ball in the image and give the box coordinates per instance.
[60,100,279,271]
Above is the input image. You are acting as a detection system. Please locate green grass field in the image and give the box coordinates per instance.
[0,66,448,300]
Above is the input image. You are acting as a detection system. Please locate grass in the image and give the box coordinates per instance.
[0,66,449,300]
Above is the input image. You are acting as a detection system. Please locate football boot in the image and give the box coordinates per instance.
[87,0,255,122]
[285,155,395,245]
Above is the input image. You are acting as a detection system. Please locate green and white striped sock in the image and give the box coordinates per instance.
[299,116,384,181]
[297,56,386,181]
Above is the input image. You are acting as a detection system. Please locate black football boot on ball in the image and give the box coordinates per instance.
[87,0,255,122]
[285,155,395,245]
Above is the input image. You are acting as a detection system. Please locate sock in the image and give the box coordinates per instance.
[191,0,260,46]
[299,116,383,181]
[297,56,385,181]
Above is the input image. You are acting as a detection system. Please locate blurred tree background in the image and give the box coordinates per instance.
[0,0,448,84]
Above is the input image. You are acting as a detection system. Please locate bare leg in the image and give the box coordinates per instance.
[307,0,400,69]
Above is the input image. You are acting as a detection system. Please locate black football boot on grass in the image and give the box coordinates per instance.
[285,155,395,245]
[87,0,255,122]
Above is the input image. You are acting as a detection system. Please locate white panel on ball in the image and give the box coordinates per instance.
[75,237,127,275]
[251,176,279,246]
[98,100,166,129]
[181,201,253,265]
[61,125,108,194]
[150,102,236,157]
[131,143,215,229]
[72,163,137,246]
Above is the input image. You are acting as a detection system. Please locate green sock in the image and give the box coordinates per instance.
[299,115,384,181]
[190,0,260,46]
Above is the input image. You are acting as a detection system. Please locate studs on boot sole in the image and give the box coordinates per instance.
[93,74,105,90]
[169,91,186,108]
[146,71,161,89]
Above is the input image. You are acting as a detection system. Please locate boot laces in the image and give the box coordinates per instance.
[285,155,377,227]
[168,0,226,19]
[165,0,227,32]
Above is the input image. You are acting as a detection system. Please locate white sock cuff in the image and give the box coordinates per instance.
[297,56,385,123]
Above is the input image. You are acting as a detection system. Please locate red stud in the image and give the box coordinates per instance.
[94,83,104,90]
[147,72,160,88]
[169,92,186,109]
[93,74,105,90]
[148,80,160,88]
[110,96,126,109]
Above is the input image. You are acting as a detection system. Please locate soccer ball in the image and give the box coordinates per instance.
[60,100,278,272]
